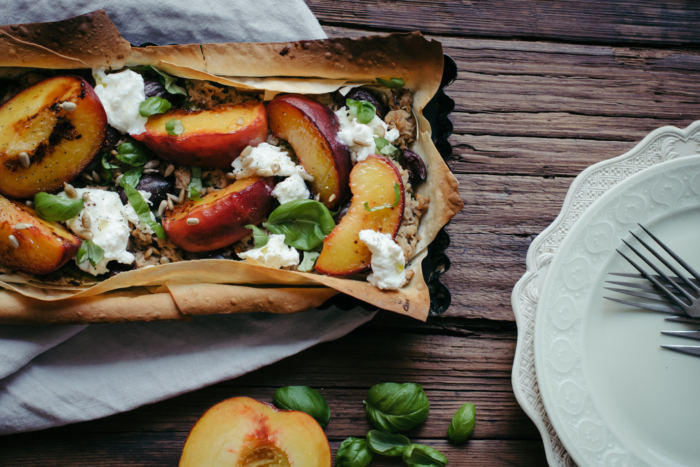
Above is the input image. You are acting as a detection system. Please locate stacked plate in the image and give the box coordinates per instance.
[512,121,700,467]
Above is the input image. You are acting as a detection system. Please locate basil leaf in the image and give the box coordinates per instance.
[165,118,185,136]
[139,96,172,117]
[245,225,269,248]
[101,152,120,170]
[366,430,410,456]
[364,382,429,432]
[363,182,401,213]
[149,66,188,96]
[273,386,331,427]
[298,250,320,272]
[376,77,405,89]
[34,192,84,222]
[187,166,203,201]
[448,403,475,444]
[124,184,166,239]
[402,444,449,467]
[116,141,149,167]
[120,166,144,189]
[374,136,399,157]
[263,199,335,251]
[346,98,376,124]
[77,239,105,268]
[336,437,374,467]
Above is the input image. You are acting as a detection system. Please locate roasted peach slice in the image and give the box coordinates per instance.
[0,194,81,275]
[133,102,267,168]
[162,176,275,252]
[316,154,404,276]
[180,397,331,467]
[267,94,351,210]
[0,76,107,199]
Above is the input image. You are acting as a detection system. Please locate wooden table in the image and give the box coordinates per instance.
[2,1,699,465]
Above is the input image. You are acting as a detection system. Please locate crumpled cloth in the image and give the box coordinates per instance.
[0,0,377,435]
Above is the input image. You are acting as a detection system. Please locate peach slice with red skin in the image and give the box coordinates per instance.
[179,397,331,467]
[315,154,405,276]
[267,94,351,210]
[0,194,81,275]
[133,102,267,168]
[162,176,275,253]
[0,76,107,199]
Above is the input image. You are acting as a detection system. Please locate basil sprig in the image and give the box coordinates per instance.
[364,382,430,432]
[77,239,105,268]
[33,192,83,222]
[263,199,335,251]
[120,166,144,189]
[448,403,475,443]
[116,141,149,167]
[245,225,269,248]
[364,182,401,213]
[133,65,188,96]
[376,77,405,89]
[336,437,374,467]
[101,152,119,184]
[366,430,410,456]
[273,386,331,427]
[403,444,449,467]
[139,96,172,117]
[124,184,166,239]
[166,118,185,136]
[346,98,376,125]
[374,135,400,157]
[298,250,320,272]
[187,166,203,201]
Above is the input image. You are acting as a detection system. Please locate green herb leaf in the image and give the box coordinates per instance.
[374,135,400,157]
[298,250,320,272]
[364,382,430,432]
[366,430,410,456]
[376,77,405,89]
[150,66,188,96]
[363,182,401,213]
[139,96,172,117]
[77,239,105,268]
[273,386,331,427]
[346,98,376,124]
[448,403,475,444]
[120,166,144,189]
[124,184,166,239]
[165,118,185,136]
[101,152,120,170]
[245,225,269,249]
[187,166,203,201]
[263,199,335,251]
[402,444,449,467]
[116,141,149,167]
[336,437,374,467]
[33,192,84,222]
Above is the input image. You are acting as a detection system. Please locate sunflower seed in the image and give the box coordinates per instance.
[164,164,175,177]
[376,126,386,138]
[91,171,101,183]
[178,189,185,204]
[18,152,30,168]
[329,194,336,203]
[24,200,34,208]
[82,211,92,229]
[157,200,168,217]
[298,170,314,182]
[111,150,119,156]
[144,169,159,174]
[81,173,94,182]
[314,193,320,202]
[160,256,171,264]
[13,223,31,230]
[114,174,123,186]
[75,229,93,241]
[241,156,253,168]
[82,192,90,202]
[167,197,174,211]
[58,101,77,111]
[167,193,179,204]
[144,247,154,260]
[236,117,245,125]
[64,183,78,199]
[353,138,371,147]
[186,218,199,225]
[8,235,19,249]
[241,146,254,158]
[256,168,273,177]
[271,163,280,173]
[144,160,160,169]
[225,172,237,180]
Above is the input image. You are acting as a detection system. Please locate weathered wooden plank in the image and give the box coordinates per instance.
[309,0,700,46]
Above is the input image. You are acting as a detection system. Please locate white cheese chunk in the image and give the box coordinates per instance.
[272,168,311,205]
[238,234,299,269]
[358,229,406,290]
[335,106,401,163]
[93,68,148,135]
[231,143,297,179]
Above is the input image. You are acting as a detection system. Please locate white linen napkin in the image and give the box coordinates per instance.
[0,0,377,435]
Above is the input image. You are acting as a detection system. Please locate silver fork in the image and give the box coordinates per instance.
[661,316,700,358]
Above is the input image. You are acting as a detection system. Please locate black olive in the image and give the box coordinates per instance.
[400,149,428,187]
[118,174,174,207]
[345,88,388,119]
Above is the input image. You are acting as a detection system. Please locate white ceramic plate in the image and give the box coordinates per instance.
[534,155,700,466]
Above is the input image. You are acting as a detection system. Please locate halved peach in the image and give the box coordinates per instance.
[267,94,351,210]
[179,397,331,467]
[133,102,267,168]
[316,154,404,276]
[162,176,275,252]
[0,194,81,275]
[0,76,107,199]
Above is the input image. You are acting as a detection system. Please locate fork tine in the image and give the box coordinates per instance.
[665,316,700,324]
[603,296,682,314]
[660,345,700,357]
[608,273,700,287]
[622,237,691,301]
[605,280,679,294]
[638,224,700,283]
[604,286,672,303]
[661,330,700,341]
[616,248,690,311]
[629,230,700,297]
